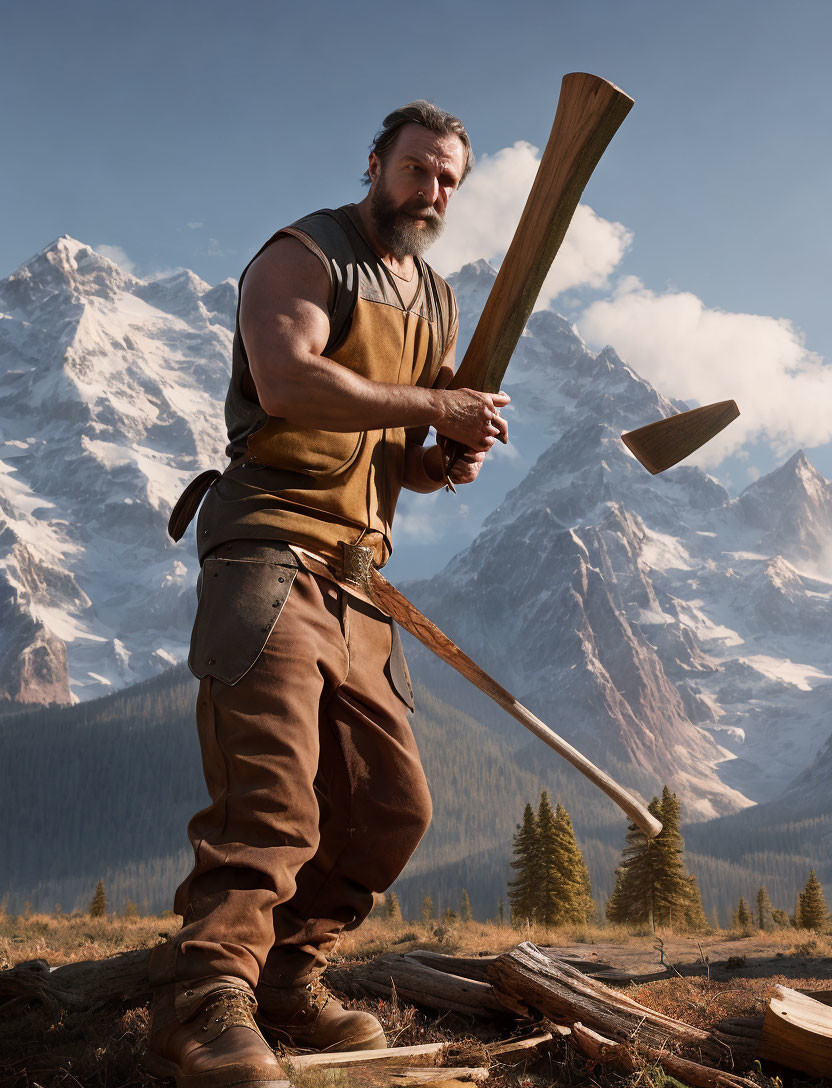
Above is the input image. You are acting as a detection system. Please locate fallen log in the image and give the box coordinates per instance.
[488,943,751,1068]
[326,952,511,1019]
[0,950,151,1014]
[571,1022,758,1088]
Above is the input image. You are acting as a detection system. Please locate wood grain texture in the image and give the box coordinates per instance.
[327,951,510,1018]
[489,943,757,1075]
[758,985,832,1078]
[367,567,661,839]
[621,400,740,475]
[449,73,633,395]
[570,1023,758,1088]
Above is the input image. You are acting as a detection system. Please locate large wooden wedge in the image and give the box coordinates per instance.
[621,400,740,475]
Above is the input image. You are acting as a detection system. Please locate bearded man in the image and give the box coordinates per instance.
[144,101,509,1088]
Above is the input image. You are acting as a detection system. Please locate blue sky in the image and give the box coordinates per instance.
[3,0,832,503]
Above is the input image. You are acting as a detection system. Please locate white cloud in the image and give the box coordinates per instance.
[95,244,137,275]
[201,237,226,257]
[393,490,472,542]
[426,141,632,305]
[187,221,204,230]
[579,276,832,465]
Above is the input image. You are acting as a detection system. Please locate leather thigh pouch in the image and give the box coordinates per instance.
[385,622,414,710]
[188,542,298,685]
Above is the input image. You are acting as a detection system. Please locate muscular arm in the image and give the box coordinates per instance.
[240,236,509,452]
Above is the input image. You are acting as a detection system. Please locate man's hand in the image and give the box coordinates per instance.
[434,388,510,451]
[430,443,488,486]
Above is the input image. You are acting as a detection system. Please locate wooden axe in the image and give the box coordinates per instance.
[442,73,738,474]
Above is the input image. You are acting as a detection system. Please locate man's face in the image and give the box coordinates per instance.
[368,123,466,260]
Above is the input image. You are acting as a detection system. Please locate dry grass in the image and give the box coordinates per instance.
[0,907,177,969]
[0,908,827,1088]
[331,917,647,961]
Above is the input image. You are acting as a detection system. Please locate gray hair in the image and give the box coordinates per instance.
[362,100,474,187]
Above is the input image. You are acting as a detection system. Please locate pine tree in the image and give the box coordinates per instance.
[771,907,789,928]
[756,885,773,932]
[799,870,828,932]
[652,788,695,928]
[548,802,594,925]
[497,899,505,925]
[385,892,402,923]
[605,798,663,929]
[89,879,107,918]
[734,896,752,933]
[460,889,473,923]
[536,791,561,926]
[507,802,540,925]
[606,788,708,932]
[420,894,435,926]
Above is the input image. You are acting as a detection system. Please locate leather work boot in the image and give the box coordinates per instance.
[143,975,290,1087]
[254,978,387,1052]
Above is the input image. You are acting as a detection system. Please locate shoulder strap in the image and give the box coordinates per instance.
[420,262,459,379]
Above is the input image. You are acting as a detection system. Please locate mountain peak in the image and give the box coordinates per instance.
[448,259,498,291]
[735,450,832,562]
[2,237,136,309]
[742,449,828,501]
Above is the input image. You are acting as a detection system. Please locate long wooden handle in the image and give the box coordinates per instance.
[450,73,634,395]
[366,566,662,839]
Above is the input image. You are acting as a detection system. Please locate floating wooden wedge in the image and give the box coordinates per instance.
[621,400,740,475]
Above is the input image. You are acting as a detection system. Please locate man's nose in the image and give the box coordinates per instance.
[418,176,439,205]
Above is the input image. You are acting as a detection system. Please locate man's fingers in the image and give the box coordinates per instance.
[487,413,508,443]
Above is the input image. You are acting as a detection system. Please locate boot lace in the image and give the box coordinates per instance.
[304,978,331,1013]
[201,988,258,1030]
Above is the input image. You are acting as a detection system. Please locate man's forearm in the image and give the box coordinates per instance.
[254,351,443,433]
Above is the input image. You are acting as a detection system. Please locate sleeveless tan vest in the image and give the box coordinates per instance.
[195,205,458,568]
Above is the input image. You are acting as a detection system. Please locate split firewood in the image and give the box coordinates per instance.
[289,1059,489,1086]
[290,1032,552,1071]
[570,1022,758,1088]
[385,1072,488,1086]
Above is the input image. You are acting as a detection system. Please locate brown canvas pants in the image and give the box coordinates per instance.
[148,553,431,993]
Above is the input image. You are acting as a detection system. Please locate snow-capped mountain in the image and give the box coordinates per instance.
[0,237,232,702]
[1,239,830,826]
[401,263,832,819]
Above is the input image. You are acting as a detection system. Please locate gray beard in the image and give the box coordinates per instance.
[369,182,445,260]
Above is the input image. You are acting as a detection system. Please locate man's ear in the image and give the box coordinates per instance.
[367,152,381,185]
